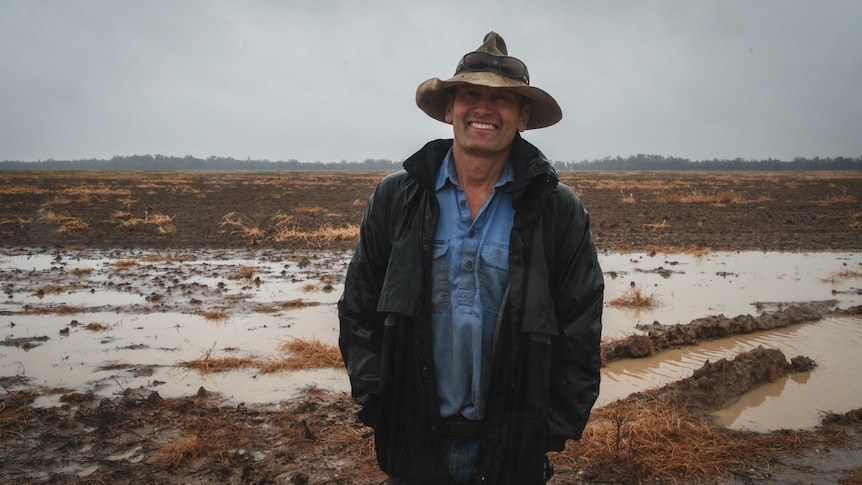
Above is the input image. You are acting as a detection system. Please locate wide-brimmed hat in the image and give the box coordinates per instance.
[415,31,562,130]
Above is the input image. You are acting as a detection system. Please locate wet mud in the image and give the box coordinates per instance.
[1,171,861,484]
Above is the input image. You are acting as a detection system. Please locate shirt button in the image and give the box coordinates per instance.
[468,230,475,238]
[459,200,467,208]
[465,261,473,269]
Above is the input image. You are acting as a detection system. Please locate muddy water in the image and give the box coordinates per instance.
[1,249,860,432]
[600,250,862,432]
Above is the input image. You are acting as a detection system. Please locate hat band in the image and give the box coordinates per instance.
[455,51,530,85]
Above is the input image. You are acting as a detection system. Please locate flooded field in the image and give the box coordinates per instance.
[2,171,861,484]
[2,247,859,433]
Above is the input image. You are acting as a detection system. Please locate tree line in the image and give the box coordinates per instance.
[0,153,859,171]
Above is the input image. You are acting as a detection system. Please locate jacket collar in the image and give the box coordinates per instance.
[403,134,559,206]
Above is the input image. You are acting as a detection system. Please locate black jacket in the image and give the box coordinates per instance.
[338,136,604,484]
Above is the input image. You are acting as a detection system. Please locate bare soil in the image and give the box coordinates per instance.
[1,171,861,484]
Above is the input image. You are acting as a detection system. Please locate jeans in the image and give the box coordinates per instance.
[387,436,553,484]
[387,435,480,485]
[440,435,481,484]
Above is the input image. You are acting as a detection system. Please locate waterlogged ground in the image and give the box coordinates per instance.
[2,248,859,432]
[1,171,861,484]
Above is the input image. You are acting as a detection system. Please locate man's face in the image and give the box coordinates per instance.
[445,85,531,160]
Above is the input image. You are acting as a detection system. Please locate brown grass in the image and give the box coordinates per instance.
[272,224,360,245]
[235,265,256,279]
[20,304,81,315]
[558,396,854,483]
[220,212,264,238]
[821,269,862,284]
[139,254,197,263]
[57,219,89,233]
[71,267,93,275]
[200,310,229,321]
[109,259,138,269]
[147,213,175,225]
[37,284,66,295]
[0,216,31,228]
[177,347,256,373]
[643,219,670,231]
[279,299,319,309]
[609,286,660,308]
[658,190,742,205]
[642,245,711,256]
[83,322,111,332]
[0,401,35,439]
[294,206,326,213]
[816,190,857,205]
[258,338,343,373]
[152,436,203,467]
[43,196,72,206]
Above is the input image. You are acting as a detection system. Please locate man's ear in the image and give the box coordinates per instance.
[518,102,532,132]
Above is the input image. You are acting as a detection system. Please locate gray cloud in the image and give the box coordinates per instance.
[1,0,860,163]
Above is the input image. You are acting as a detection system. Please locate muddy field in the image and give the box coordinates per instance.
[1,171,860,252]
[1,171,861,484]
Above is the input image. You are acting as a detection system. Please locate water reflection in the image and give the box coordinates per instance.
[1,248,860,432]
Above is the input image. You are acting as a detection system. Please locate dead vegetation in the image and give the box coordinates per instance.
[177,338,344,375]
[608,286,660,309]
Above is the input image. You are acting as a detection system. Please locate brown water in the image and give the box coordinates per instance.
[1,249,860,431]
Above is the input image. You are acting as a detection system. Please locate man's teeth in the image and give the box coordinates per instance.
[470,122,496,130]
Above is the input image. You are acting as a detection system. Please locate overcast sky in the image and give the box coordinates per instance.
[2,0,860,163]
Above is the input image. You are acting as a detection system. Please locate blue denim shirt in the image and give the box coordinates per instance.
[432,149,514,420]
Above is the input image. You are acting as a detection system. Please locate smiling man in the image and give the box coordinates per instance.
[338,32,604,484]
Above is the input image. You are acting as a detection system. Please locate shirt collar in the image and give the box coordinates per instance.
[435,148,514,193]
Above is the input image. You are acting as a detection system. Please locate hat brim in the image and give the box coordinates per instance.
[415,71,562,130]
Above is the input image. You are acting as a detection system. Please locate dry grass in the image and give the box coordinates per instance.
[71,267,92,276]
[200,310,229,321]
[152,436,203,467]
[109,259,138,269]
[642,245,711,256]
[0,401,35,439]
[273,224,360,246]
[821,269,862,284]
[560,399,759,482]
[559,396,855,483]
[152,416,251,467]
[258,338,343,373]
[220,212,264,238]
[58,219,89,233]
[20,304,81,315]
[42,196,72,206]
[643,219,670,231]
[0,216,31,228]
[234,265,256,279]
[658,190,741,205]
[147,213,175,225]
[294,206,326,213]
[278,299,319,309]
[177,347,256,373]
[37,284,66,295]
[609,286,660,308]
[83,322,111,332]
[273,212,295,226]
[139,254,196,263]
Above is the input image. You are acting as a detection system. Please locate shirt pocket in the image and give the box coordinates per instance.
[431,240,450,314]
[478,242,510,315]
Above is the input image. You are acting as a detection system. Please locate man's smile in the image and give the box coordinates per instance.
[468,121,498,130]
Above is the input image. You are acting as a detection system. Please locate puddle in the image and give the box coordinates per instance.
[1,248,860,433]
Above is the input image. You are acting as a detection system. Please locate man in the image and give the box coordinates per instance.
[338,32,604,484]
